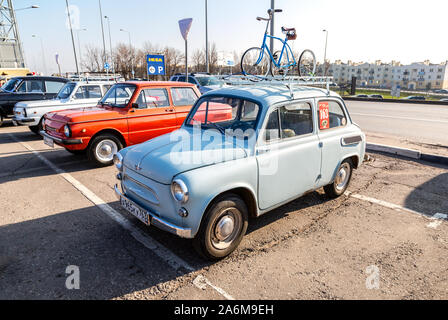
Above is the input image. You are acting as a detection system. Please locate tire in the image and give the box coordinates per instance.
[298,49,316,77]
[272,50,292,78]
[29,118,44,136]
[0,114,3,127]
[193,194,249,260]
[87,134,123,166]
[240,47,271,80]
[324,159,353,198]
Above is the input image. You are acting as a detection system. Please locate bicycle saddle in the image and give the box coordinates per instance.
[281,27,296,33]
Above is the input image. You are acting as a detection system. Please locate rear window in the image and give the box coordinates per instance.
[171,87,198,106]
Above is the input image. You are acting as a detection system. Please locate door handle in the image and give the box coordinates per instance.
[257,148,270,155]
[165,108,175,112]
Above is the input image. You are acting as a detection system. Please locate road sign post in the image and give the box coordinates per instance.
[178,18,193,80]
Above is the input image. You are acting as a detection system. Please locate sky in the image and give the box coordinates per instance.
[15,0,448,74]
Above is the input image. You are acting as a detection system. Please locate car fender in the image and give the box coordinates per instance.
[173,157,258,237]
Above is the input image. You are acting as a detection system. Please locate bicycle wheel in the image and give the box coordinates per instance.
[298,49,316,77]
[272,50,292,78]
[241,47,271,79]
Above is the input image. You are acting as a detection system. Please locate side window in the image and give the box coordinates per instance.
[264,109,280,141]
[45,81,65,94]
[143,88,169,108]
[241,101,259,121]
[85,86,102,99]
[318,100,347,130]
[135,90,147,109]
[74,86,86,99]
[279,102,313,138]
[171,87,198,106]
[178,76,186,82]
[187,76,197,84]
[17,80,43,93]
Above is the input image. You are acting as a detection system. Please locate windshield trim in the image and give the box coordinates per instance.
[183,93,263,136]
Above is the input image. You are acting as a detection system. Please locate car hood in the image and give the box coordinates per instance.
[15,99,63,109]
[123,128,248,184]
[46,105,125,123]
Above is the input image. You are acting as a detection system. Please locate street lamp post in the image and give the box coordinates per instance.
[31,35,47,75]
[323,29,328,76]
[104,15,114,74]
[205,0,209,73]
[120,28,135,79]
[65,0,80,78]
[98,0,107,69]
[76,28,87,73]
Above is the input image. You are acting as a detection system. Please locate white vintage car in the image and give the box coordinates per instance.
[13,81,114,134]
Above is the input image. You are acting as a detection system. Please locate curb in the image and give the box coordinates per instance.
[343,97,448,106]
[366,143,448,166]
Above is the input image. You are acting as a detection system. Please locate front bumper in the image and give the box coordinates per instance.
[40,130,83,145]
[114,184,193,239]
[12,116,36,125]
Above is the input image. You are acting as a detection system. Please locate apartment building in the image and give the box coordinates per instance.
[326,60,448,90]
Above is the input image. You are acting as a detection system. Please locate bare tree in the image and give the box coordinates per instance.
[192,49,205,72]
[82,44,104,72]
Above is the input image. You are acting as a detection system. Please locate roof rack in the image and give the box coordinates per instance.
[218,75,335,99]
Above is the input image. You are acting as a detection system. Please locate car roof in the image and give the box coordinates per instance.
[123,81,197,88]
[202,85,340,106]
[11,76,69,81]
[68,81,115,85]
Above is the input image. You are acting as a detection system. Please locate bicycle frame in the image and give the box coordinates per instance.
[255,19,297,69]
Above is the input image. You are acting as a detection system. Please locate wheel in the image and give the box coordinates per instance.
[193,194,249,260]
[298,49,316,77]
[272,50,292,78]
[240,47,271,80]
[29,118,44,136]
[66,149,86,156]
[324,159,353,198]
[87,134,123,166]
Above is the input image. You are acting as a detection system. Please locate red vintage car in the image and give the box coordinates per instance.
[41,81,201,165]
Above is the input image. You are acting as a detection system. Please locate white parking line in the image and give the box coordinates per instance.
[350,112,448,124]
[8,134,235,300]
[346,191,447,228]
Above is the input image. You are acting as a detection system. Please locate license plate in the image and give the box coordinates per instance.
[44,136,54,148]
[120,196,151,226]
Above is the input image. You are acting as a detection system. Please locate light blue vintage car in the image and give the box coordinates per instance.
[113,85,366,260]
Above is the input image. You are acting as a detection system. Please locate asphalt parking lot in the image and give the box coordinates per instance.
[0,122,447,300]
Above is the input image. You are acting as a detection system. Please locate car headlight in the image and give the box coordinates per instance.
[113,152,123,171]
[64,125,71,138]
[171,179,189,203]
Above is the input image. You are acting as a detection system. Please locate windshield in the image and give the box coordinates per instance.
[185,96,260,135]
[100,84,136,107]
[196,76,223,86]
[1,78,22,92]
[57,82,77,99]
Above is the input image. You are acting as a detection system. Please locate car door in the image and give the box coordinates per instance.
[256,100,321,210]
[127,88,177,145]
[315,98,350,186]
[170,87,200,126]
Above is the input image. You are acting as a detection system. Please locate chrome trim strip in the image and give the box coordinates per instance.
[341,135,363,146]
[114,184,192,238]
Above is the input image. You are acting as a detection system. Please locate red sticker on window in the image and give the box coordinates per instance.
[319,102,330,130]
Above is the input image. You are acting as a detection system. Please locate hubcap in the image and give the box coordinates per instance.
[335,163,350,191]
[95,139,118,162]
[211,209,242,250]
